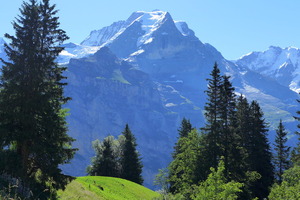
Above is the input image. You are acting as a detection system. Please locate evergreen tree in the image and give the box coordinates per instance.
[202,66,242,182]
[0,0,76,198]
[120,124,143,184]
[219,75,239,179]
[87,136,119,177]
[233,95,252,199]
[172,118,192,159]
[247,101,274,199]
[274,120,291,183]
[169,118,193,193]
[202,62,223,169]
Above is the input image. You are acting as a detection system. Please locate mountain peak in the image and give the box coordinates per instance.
[80,10,193,49]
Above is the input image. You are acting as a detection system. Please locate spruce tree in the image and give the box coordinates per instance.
[172,118,192,159]
[235,95,251,174]
[274,120,291,183]
[202,62,223,169]
[169,118,193,193]
[120,124,143,184]
[219,75,239,179]
[0,0,76,198]
[247,101,274,199]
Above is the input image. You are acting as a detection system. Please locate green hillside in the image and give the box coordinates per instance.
[57,176,160,200]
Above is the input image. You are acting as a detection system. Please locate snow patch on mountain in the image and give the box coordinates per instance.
[81,21,127,46]
[79,10,195,53]
[236,46,300,92]
[133,10,167,47]
[58,43,101,64]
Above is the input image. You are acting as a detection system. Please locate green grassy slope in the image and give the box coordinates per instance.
[57,176,160,200]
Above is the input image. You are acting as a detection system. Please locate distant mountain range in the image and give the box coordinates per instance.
[0,10,299,188]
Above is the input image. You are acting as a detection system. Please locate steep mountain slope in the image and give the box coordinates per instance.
[61,47,200,187]
[236,46,300,93]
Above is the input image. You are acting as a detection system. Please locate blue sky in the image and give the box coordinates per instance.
[1,0,299,60]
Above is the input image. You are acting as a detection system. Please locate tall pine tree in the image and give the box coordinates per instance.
[247,101,274,199]
[219,75,239,180]
[0,0,76,198]
[120,124,143,184]
[169,118,193,193]
[202,62,223,169]
[274,120,291,183]
[172,118,193,159]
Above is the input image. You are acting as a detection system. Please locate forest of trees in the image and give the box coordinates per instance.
[0,0,300,200]
[155,63,300,200]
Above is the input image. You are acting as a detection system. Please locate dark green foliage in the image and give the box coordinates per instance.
[87,125,143,185]
[219,75,240,180]
[161,63,275,199]
[120,124,143,184]
[0,0,76,198]
[202,62,223,170]
[178,118,193,138]
[274,120,291,183]
[172,118,192,164]
[202,65,244,183]
[169,118,193,193]
[87,136,119,177]
[247,101,274,199]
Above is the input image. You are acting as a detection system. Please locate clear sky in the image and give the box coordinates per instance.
[1,0,299,60]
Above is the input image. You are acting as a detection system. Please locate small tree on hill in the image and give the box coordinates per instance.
[120,124,143,184]
[87,136,119,177]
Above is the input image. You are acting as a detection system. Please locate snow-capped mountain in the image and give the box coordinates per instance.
[236,46,300,93]
[81,10,195,49]
[61,10,198,63]
[58,10,299,188]
[1,11,299,188]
